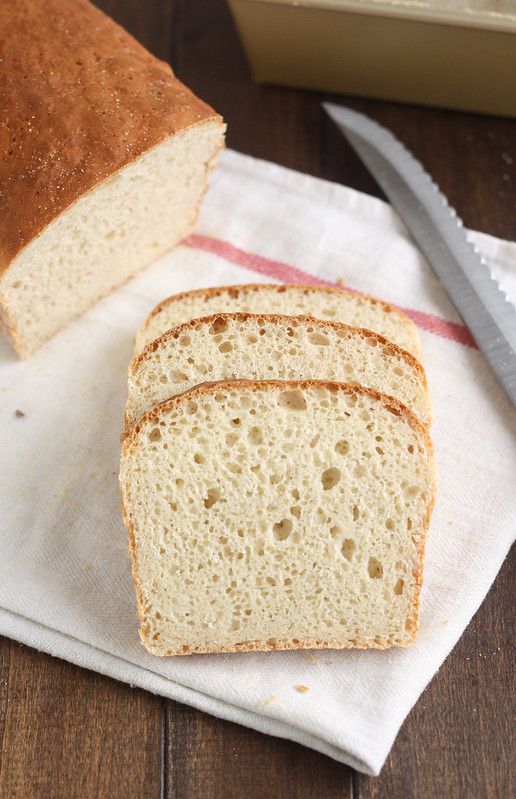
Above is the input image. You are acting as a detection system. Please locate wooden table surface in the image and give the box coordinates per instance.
[1,1,514,797]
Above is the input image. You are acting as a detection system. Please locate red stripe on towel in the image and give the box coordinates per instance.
[184,234,477,349]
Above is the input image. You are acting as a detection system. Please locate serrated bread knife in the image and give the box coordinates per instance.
[323,103,516,407]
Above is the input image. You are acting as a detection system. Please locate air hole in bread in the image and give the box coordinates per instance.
[321,467,341,490]
[309,332,330,346]
[341,538,355,560]
[309,434,320,448]
[169,370,188,384]
[335,440,350,456]
[204,487,221,509]
[193,453,205,464]
[179,335,191,346]
[248,426,263,445]
[255,540,265,556]
[148,427,161,441]
[368,557,384,579]
[385,518,394,531]
[290,506,301,519]
[272,518,293,541]
[219,341,232,353]
[210,317,229,334]
[247,334,258,344]
[278,390,307,411]
[394,578,404,595]
[352,505,359,521]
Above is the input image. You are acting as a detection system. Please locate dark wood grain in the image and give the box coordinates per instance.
[0,640,162,799]
[171,0,322,176]
[321,98,516,241]
[356,552,515,799]
[0,1,514,797]
[166,701,351,799]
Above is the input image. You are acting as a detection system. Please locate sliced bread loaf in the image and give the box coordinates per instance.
[125,313,431,429]
[0,0,224,357]
[120,379,436,656]
[134,284,421,358]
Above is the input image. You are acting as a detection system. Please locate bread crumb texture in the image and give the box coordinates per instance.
[120,380,436,656]
[135,284,421,358]
[126,313,430,428]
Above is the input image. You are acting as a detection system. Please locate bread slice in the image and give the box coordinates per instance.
[125,313,431,429]
[0,0,224,357]
[134,284,421,358]
[120,379,436,656]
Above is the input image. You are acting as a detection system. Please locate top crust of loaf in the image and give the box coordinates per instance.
[132,311,425,378]
[123,378,433,457]
[139,283,419,353]
[0,0,223,269]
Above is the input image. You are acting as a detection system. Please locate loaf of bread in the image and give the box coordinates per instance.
[120,380,436,656]
[134,284,421,358]
[0,0,225,357]
[125,313,431,428]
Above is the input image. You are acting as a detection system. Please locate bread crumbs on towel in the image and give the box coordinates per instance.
[257,692,278,708]
[295,684,310,694]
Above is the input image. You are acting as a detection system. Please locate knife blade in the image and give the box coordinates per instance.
[322,102,516,407]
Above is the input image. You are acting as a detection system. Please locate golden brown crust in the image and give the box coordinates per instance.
[142,634,411,657]
[0,293,28,358]
[119,492,151,642]
[123,378,433,454]
[0,0,223,269]
[130,311,427,385]
[120,378,436,655]
[140,283,420,353]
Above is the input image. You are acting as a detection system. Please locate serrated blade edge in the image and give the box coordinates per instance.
[323,102,516,406]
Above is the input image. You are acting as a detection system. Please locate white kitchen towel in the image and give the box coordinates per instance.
[1,149,515,776]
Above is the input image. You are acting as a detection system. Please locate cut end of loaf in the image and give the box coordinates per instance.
[0,120,224,357]
[120,379,436,657]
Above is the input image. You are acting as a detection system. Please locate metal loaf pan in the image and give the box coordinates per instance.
[227,0,516,117]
